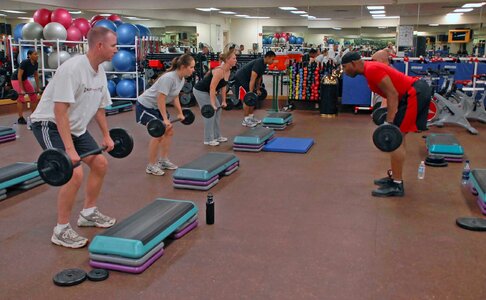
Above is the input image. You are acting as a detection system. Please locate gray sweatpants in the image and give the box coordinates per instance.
[193,88,222,142]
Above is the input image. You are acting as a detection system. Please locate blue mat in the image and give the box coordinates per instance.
[263,137,314,153]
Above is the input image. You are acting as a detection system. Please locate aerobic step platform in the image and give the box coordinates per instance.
[426,134,464,162]
[263,137,314,154]
[89,198,198,259]
[105,100,133,115]
[262,112,293,130]
[173,153,239,190]
[0,126,16,144]
[0,162,43,191]
[233,127,275,152]
[471,169,486,215]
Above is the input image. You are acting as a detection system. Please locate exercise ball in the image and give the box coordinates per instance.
[112,50,135,72]
[116,79,136,98]
[72,18,91,37]
[13,23,26,42]
[114,21,123,27]
[272,37,278,44]
[274,33,280,39]
[117,23,140,45]
[90,15,105,26]
[66,25,82,43]
[107,80,116,97]
[137,77,145,95]
[279,37,286,44]
[328,38,335,45]
[33,8,51,27]
[109,75,121,84]
[288,36,296,44]
[48,50,71,68]
[22,22,44,40]
[50,8,72,29]
[296,37,304,44]
[43,22,67,40]
[135,24,151,37]
[93,19,117,32]
[108,14,122,22]
[101,61,114,72]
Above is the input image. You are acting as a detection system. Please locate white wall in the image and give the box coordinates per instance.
[229,18,262,53]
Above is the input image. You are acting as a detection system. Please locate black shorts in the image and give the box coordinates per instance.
[135,102,169,125]
[31,121,99,156]
[233,78,250,101]
[393,80,431,133]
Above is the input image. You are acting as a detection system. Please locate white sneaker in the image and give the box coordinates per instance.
[145,164,165,176]
[216,137,228,142]
[51,225,88,249]
[250,117,262,124]
[204,140,220,146]
[77,208,116,228]
[242,119,257,127]
[158,159,178,170]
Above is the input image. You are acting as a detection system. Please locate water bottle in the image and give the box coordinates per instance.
[418,161,425,179]
[12,122,19,138]
[206,193,214,225]
[462,160,471,185]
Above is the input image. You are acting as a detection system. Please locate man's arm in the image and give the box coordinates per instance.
[54,102,79,162]
[377,76,399,123]
[94,108,114,152]
[249,70,259,92]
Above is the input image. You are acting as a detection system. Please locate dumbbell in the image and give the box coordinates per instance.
[37,128,134,186]
[146,109,195,137]
[243,88,268,107]
[372,109,403,152]
[201,101,234,118]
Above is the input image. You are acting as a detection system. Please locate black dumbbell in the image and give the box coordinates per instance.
[147,109,195,137]
[37,128,134,186]
[200,101,234,118]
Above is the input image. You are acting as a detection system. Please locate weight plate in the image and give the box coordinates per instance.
[258,88,268,101]
[181,82,193,94]
[201,105,215,118]
[181,109,195,125]
[243,92,258,107]
[373,124,402,152]
[108,128,134,158]
[372,107,387,126]
[53,268,87,287]
[87,269,109,282]
[180,93,191,106]
[147,119,165,138]
[38,149,74,186]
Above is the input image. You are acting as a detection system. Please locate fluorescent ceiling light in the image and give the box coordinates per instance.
[99,13,111,16]
[69,11,83,14]
[462,3,485,8]
[371,14,386,17]
[291,11,307,14]
[301,14,309,17]
[367,6,385,10]
[1,10,26,14]
[126,16,150,20]
[245,16,270,19]
[378,26,387,29]
[17,17,33,20]
[373,15,400,19]
[309,17,332,21]
[454,8,473,12]
[219,11,236,14]
[446,12,463,16]
[235,15,249,17]
[370,10,386,14]
[0,13,6,17]
[196,8,220,12]
[279,7,297,10]
[429,23,439,26]
[333,27,342,30]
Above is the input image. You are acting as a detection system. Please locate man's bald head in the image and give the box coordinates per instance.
[372,50,390,65]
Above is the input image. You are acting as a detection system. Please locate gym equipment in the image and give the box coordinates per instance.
[53,268,87,287]
[50,8,72,29]
[372,107,387,126]
[263,137,314,154]
[180,93,191,106]
[105,100,133,115]
[13,23,26,42]
[48,51,71,69]
[262,112,293,130]
[66,25,82,43]
[200,101,233,118]
[107,80,116,97]
[233,127,275,152]
[425,155,448,167]
[0,126,16,144]
[37,128,133,186]
[456,217,486,231]
[428,93,478,135]
[426,134,464,162]
[181,82,193,94]
[373,124,403,152]
[90,248,164,274]
[90,241,164,266]
[116,79,136,98]
[112,50,136,72]
[116,23,140,45]
[135,24,151,37]
[0,162,43,194]
[243,92,258,107]
[72,18,91,37]
[89,198,197,260]
[93,19,117,32]
[22,22,44,41]
[471,169,486,210]
[33,9,51,27]
[86,269,109,282]
[43,22,67,41]
[173,153,239,190]
[146,109,195,137]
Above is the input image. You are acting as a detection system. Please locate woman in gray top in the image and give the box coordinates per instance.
[136,54,195,176]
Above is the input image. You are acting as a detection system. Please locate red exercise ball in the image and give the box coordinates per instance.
[33,8,51,27]
[108,14,122,22]
[72,18,91,37]
[51,8,72,29]
[90,15,105,26]
[274,33,280,39]
[67,25,82,42]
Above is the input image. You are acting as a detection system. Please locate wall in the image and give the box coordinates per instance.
[229,18,262,53]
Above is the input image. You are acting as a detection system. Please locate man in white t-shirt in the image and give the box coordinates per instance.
[30,27,118,249]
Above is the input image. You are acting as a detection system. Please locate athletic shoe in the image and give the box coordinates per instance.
[204,140,220,146]
[145,164,165,176]
[17,117,27,124]
[242,119,257,127]
[372,181,404,197]
[158,159,178,170]
[77,208,116,228]
[51,225,88,249]
[216,137,228,142]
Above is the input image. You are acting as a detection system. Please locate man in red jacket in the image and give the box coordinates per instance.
[341,52,431,197]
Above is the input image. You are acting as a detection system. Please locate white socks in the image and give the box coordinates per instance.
[54,223,69,234]
[81,206,97,216]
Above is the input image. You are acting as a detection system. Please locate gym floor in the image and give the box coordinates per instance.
[1,102,486,299]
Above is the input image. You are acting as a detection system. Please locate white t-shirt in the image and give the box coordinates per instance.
[30,55,112,137]
[137,71,185,109]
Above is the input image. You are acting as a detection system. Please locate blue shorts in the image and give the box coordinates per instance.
[135,102,169,125]
[31,121,99,156]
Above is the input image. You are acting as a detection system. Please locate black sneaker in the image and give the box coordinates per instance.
[372,181,404,197]
[17,117,27,124]
[373,169,393,186]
